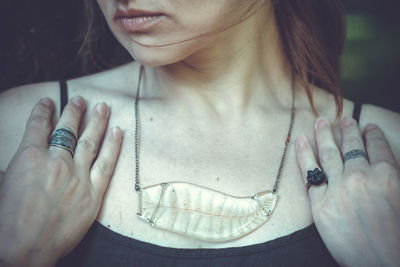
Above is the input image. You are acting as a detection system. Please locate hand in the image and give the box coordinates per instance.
[295,117,400,267]
[0,97,123,267]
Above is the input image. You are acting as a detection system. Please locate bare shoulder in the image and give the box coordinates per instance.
[0,81,61,171]
[359,104,400,163]
[307,86,356,122]
[359,104,400,128]
[0,81,60,123]
[67,61,139,94]
[310,87,400,163]
[65,61,141,112]
[0,61,139,120]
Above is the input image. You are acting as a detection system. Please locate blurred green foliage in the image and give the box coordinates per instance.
[342,0,400,112]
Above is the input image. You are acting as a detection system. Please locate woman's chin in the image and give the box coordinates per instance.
[132,57,178,67]
[122,37,205,67]
[129,50,189,67]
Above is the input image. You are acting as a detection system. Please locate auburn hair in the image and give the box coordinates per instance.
[79,0,346,119]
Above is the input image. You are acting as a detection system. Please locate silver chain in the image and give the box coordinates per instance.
[134,66,143,191]
[134,65,295,193]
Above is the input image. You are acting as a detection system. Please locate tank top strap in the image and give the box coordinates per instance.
[59,80,68,117]
[352,101,361,124]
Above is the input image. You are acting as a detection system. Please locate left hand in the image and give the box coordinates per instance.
[295,117,400,267]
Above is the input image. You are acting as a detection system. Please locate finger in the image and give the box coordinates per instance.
[363,124,397,167]
[314,117,343,183]
[340,117,369,172]
[19,98,55,150]
[295,134,327,202]
[49,96,86,157]
[90,127,123,197]
[74,103,110,169]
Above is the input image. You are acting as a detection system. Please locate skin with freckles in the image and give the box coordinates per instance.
[0,0,399,265]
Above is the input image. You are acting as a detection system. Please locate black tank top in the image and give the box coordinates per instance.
[55,80,343,267]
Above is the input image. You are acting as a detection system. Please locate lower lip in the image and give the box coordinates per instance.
[117,15,163,33]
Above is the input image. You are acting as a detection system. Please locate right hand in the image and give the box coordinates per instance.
[0,97,123,267]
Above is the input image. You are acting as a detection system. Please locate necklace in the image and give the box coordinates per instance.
[134,65,295,242]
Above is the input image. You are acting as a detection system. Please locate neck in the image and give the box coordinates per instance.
[142,4,293,119]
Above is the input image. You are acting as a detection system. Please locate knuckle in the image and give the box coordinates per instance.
[77,139,97,156]
[18,145,43,161]
[30,115,52,130]
[372,162,400,197]
[373,161,398,177]
[342,137,363,152]
[320,146,340,163]
[365,127,385,142]
[48,156,70,179]
[345,170,368,189]
[35,102,53,115]
[364,124,380,134]
[369,134,386,145]
[341,118,358,133]
[80,193,96,211]
[97,161,112,175]
[342,117,357,127]
[365,137,387,153]
[63,102,82,115]
[67,175,81,192]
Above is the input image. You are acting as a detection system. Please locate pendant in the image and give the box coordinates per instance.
[137,182,278,242]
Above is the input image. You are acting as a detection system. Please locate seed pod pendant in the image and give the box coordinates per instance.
[137,182,279,242]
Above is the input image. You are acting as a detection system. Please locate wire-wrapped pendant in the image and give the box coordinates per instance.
[137,182,278,242]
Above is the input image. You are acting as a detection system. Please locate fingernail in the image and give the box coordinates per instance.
[341,117,353,128]
[72,96,84,107]
[112,127,122,140]
[296,135,306,148]
[315,117,328,130]
[364,123,378,132]
[40,97,53,107]
[97,103,108,116]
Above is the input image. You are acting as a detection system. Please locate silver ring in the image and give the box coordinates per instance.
[343,149,367,163]
[49,128,77,156]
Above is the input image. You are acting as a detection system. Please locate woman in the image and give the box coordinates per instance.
[0,0,399,266]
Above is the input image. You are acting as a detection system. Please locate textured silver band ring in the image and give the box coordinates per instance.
[343,149,367,163]
[49,127,77,156]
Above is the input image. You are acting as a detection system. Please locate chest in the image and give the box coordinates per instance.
[93,99,317,248]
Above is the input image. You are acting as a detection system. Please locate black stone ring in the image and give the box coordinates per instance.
[48,127,77,156]
[306,168,328,192]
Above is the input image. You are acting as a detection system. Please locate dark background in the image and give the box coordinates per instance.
[1,0,399,112]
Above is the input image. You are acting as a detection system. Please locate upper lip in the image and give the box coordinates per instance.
[113,9,163,20]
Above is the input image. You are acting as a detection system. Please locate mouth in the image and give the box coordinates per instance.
[114,9,164,33]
